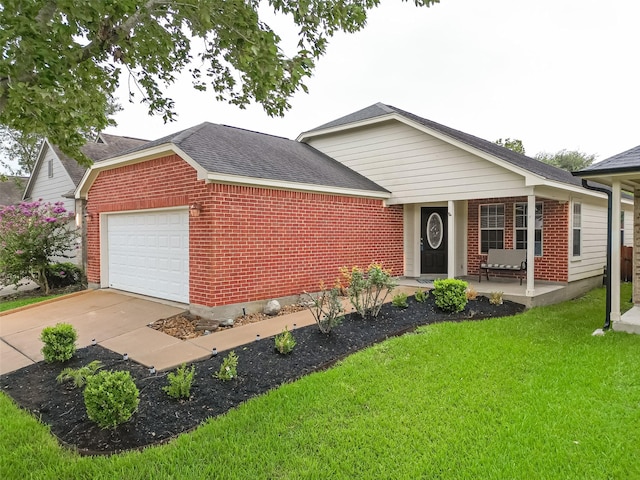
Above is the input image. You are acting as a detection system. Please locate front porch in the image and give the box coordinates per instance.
[397,276,592,308]
[615,306,640,334]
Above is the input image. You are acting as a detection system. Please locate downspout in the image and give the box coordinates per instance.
[581,180,612,329]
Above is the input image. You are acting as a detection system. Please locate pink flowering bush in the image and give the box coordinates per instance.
[0,200,79,293]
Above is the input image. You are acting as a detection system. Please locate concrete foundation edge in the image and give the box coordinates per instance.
[189,293,306,321]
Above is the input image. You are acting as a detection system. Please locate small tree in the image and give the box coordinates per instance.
[495,138,526,155]
[0,200,78,293]
[535,149,597,172]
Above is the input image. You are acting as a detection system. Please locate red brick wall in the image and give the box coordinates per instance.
[86,154,404,307]
[467,197,568,282]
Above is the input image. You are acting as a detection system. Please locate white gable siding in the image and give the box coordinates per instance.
[307,121,527,205]
[568,199,607,281]
[27,145,77,213]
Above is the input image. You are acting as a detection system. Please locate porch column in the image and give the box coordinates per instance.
[611,181,622,322]
[634,189,640,304]
[526,195,535,296]
[447,200,455,279]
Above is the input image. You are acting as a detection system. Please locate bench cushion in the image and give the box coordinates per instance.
[485,249,527,267]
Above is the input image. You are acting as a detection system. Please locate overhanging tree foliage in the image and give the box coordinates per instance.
[0,0,439,166]
[0,127,42,176]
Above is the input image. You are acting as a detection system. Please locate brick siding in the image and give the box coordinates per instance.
[86,154,404,307]
[467,197,568,282]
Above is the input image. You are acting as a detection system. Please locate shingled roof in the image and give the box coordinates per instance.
[112,122,388,193]
[576,144,640,176]
[307,103,584,188]
[54,133,148,186]
[0,176,27,207]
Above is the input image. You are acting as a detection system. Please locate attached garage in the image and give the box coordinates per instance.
[104,209,189,303]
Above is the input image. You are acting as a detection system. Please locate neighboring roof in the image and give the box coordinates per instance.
[106,122,388,193]
[575,144,640,176]
[55,134,148,186]
[0,176,28,206]
[305,102,585,188]
[24,134,148,200]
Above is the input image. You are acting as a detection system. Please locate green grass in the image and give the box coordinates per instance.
[1,285,639,479]
[0,294,60,312]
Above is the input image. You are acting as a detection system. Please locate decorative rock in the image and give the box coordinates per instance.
[263,299,281,316]
[194,318,220,331]
[219,318,234,327]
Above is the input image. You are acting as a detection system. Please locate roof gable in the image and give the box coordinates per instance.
[85,122,388,196]
[302,102,584,189]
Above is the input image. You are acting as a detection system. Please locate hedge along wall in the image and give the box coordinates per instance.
[467,197,569,282]
[86,154,404,307]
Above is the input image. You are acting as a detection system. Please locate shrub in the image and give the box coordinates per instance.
[163,363,195,400]
[432,279,468,313]
[274,326,296,354]
[215,351,238,381]
[302,284,344,334]
[392,292,408,308]
[84,370,139,428]
[489,291,504,305]
[414,288,428,303]
[45,262,83,289]
[56,360,103,388]
[340,263,397,319]
[40,323,77,363]
[466,286,478,300]
[0,200,78,294]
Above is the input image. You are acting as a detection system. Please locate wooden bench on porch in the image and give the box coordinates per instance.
[479,249,527,285]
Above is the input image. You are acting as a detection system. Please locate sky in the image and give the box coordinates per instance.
[106,0,640,161]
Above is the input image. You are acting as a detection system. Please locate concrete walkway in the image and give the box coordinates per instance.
[0,286,416,375]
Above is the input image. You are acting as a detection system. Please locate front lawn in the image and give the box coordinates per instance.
[0,294,60,312]
[1,285,639,479]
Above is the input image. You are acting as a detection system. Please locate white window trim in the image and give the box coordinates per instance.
[514,201,543,257]
[571,201,582,260]
[479,203,505,254]
[47,159,53,178]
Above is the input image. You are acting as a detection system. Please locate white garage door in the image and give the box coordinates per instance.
[107,210,189,303]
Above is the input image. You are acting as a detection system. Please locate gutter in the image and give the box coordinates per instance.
[580,179,612,329]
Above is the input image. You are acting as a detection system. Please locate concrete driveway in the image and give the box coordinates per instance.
[0,289,211,375]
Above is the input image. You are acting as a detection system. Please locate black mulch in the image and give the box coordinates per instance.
[0,295,524,455]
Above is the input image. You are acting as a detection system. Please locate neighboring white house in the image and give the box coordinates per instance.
[23,133,147,265]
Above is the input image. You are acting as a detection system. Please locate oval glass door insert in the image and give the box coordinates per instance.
[427,213,443,249]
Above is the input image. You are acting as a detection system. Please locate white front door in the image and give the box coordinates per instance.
[107,209,189,303]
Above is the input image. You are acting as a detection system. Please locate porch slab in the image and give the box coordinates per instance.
[614,306,640,334]
[398,277,570,308]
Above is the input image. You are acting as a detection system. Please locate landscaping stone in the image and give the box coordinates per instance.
[219,318,234,327]
[263,299,281,316]
[194,318,220,331]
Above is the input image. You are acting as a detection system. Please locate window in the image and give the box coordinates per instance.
[621,210,625,246]
[572,202,581,257]
[515,202,543,256]
[47,159,53,178]
[480,204,504,253]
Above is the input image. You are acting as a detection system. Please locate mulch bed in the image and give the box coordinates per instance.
[0,295,524,455]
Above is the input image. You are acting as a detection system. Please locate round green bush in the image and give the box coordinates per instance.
[84,370,140,429]
[40,323,77,363]
[432,279,468,313]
